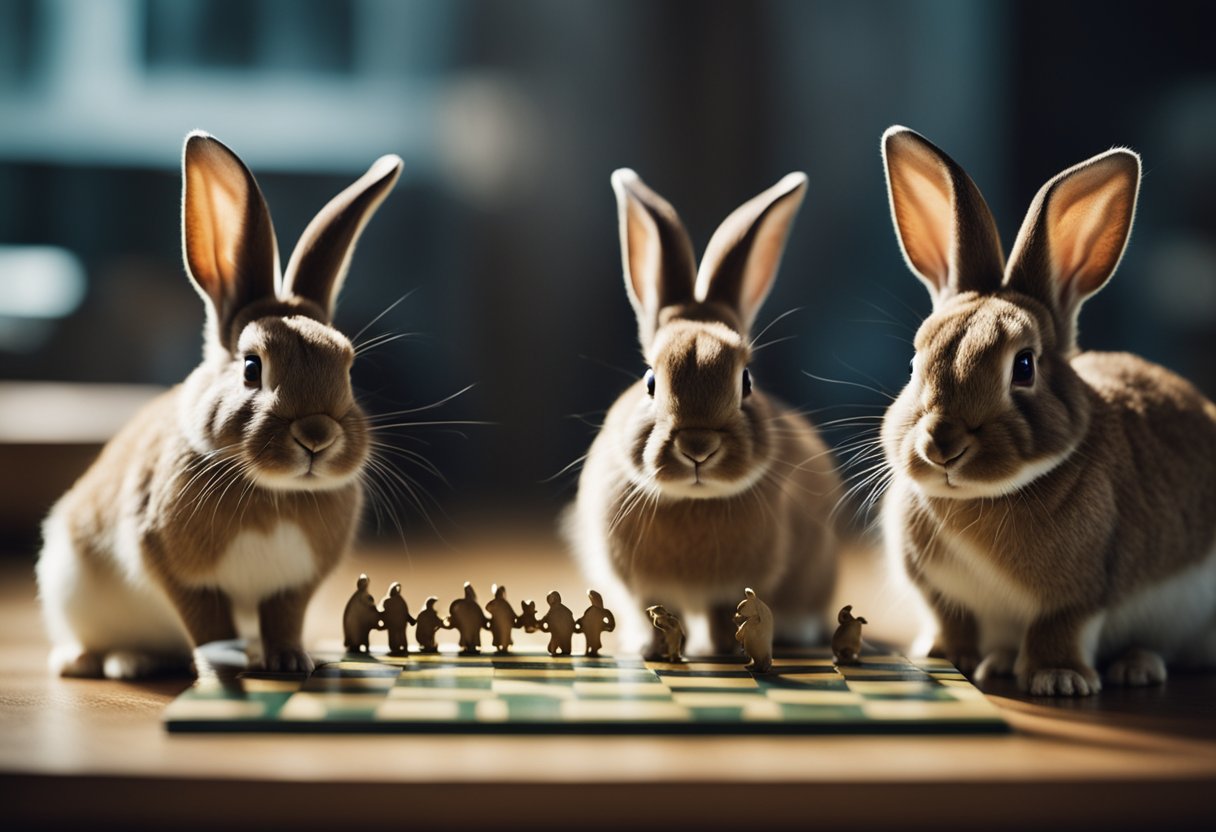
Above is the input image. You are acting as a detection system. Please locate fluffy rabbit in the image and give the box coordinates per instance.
[36,132,402,679]
[879,126,1216,695]
[566,169,841,655]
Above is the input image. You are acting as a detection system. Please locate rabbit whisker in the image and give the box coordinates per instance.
[370,419,494,430]
[369,384,477,420]
[366,451,455,544]
[354,331,420,357]
[540,453,590,485]
[183,457,244,524]
[802,371,896,402]
[749,305,805,348]
[579,353,644,382]
[831,352,899,399]
[349,289,418,345]
[369,440,449,485]
[360,466,412,553]
[750,334,798,353]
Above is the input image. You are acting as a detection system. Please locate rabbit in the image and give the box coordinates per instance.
[565,169,841,657]
[35,131,403,679]
[878,125,1216,696]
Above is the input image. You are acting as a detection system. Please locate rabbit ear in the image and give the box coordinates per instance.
[282,154,404,321]
[882,127,1005,307]
[611,169,696,350]
[1004,148,1140,354]
[182,131,279,349]
[696,173,807,334]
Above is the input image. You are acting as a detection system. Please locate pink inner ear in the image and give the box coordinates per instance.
[204,177,244,282]
[184,141,259,311]
[1047,166,1136,299]
[889,153,954,290]
[740,197,800,313]
[624,202,659,310]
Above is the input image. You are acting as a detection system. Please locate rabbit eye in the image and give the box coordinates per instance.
[742,368,752,398]
[243,355,262,387]
[644,368,656,397]
[1012,350,1035,387]
[909,357,916,375]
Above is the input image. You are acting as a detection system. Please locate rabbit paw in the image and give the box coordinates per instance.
[974,648,1017,682]
[929,642,980,674]
[1104,649,1166,687]
[49,645,103,678]
[1022,666,1102,697]
[947,650,981,675]
[102,651,162,680]
[258,645,315,674]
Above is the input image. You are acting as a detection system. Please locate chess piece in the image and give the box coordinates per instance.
[448,582,490,654]
[832,604,868,665]
[539,591,576,656]
[381,582,416,656]
[646,605,685,662]
[486,584,518,654]
[516,600,541,634]
[342,574,382,654]
[577,589,616,657]
[733,587,773,673]
[414,596,444,653]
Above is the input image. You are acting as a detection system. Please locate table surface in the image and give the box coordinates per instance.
[2,528,1214,831]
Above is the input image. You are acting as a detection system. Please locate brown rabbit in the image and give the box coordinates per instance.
[36,132,402,678]
[879,126,1216,696]
[566,169,841,656]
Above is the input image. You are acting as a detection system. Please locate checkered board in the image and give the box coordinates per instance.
[164,649,1008,734]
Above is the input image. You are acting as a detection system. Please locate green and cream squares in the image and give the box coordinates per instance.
[165,650,1006,734]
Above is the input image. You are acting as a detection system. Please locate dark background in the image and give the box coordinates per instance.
[1,0,1214,545]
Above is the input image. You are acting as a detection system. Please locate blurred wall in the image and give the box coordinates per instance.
[1,0,1213,544]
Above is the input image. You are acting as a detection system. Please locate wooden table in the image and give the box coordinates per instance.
[2,528,1213,831]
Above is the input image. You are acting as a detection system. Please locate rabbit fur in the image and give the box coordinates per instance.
[566,169,841,656]
[36,132,402,679]
[879,126,1216,696]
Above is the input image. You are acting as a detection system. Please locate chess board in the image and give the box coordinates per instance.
[164,649,1008,734]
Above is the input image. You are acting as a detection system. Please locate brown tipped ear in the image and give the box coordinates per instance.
[611,168,696,351]
[882,126,1005,307]
[182,131,279,348]
[1004,148,1140,353]
[282,154,404,321]
[696,173,807,334]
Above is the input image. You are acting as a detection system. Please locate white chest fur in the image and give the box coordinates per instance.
[207,523,318,606]
[919,527,1041,623]
[919,530,1041,654]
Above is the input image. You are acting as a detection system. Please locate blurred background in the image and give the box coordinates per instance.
[1,0,1214,549]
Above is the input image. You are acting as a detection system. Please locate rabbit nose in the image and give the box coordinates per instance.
[918,417,971,467]
[674,430,722,465]
[291,414,340,455]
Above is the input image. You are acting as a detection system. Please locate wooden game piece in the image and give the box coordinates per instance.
[485,584,518,654]
[414,596,444,653]
[448,582,491,654]
[516,600,541,633]
[380,582,416,656]
[342,574,382,654]
[539,591,577,656]
[832,604,868,665]
[733,587,774,673]
[646,604,686,663]
[576,589,616,657]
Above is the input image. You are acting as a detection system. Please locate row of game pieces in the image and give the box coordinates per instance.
[643,593,868,673]
[342,576,615,657]
[343,575,869,672]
